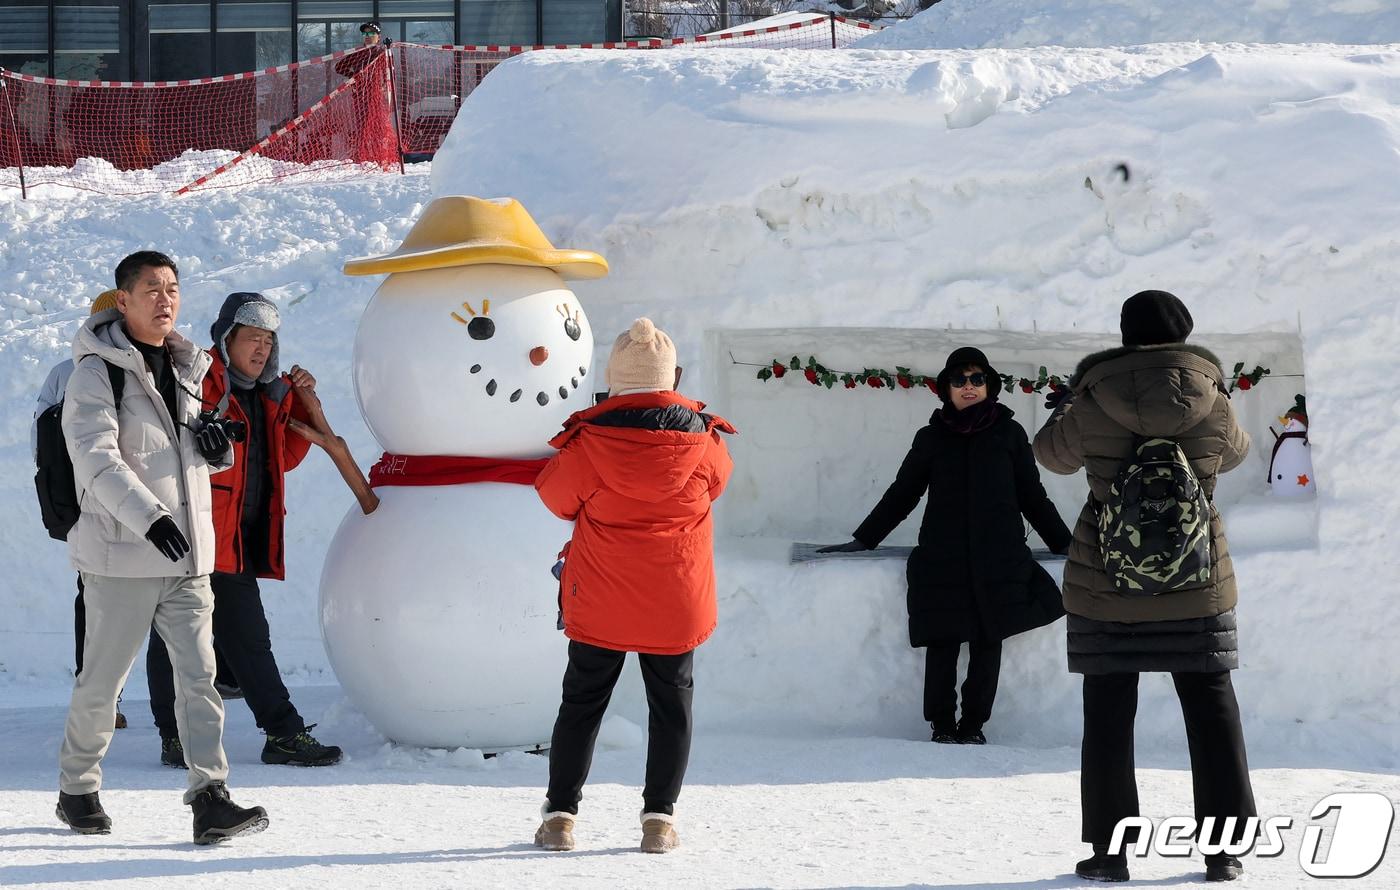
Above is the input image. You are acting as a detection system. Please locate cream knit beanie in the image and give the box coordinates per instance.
[606,317,676,395]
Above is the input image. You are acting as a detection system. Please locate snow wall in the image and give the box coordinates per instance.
[2,42,1397,767]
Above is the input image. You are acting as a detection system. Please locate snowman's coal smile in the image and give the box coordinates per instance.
[470,363,588,406]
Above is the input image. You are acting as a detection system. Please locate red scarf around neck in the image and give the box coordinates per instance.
[368,453,548,488]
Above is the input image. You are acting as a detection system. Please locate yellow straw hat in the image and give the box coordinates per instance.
[343,196,608,280]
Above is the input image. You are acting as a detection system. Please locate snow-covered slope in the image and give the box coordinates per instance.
[861,0,1400,49]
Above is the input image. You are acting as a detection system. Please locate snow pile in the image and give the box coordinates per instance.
[860,0,1400,49]
[5,149,398,199]
[432,46,1400,757]
[3,41,1400,766]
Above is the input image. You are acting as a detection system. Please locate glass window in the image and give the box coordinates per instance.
[149,1,211,80]
[298,1,373,19]
[55,2,126,80]
[216,0,292,73]
[459,0,535,45]
[402,20,454,45]
[0,2,50,77]
[380,0,454,16]
[541,0,605,43]
[296,21,327,58]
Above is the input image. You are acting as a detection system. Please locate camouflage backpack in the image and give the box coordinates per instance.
[1097,437,1213,595]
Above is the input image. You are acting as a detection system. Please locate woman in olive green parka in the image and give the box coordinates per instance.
[1033,290,1257,885]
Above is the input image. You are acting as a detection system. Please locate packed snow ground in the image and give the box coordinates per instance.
[4,2,1400,885]
[2,687,1399,888]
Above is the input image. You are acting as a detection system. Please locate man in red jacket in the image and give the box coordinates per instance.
[147,292,341,768]
[533,318,735,855]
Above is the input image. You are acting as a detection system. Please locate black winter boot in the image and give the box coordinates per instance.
[955,722,987,745]
[56,791,112,834]
[1075,846,1130,882]
[261,724,343,766]
[190,782,268,845]
[930,724,959,744]
[1205,854,1244,882]
[161,736,188,769]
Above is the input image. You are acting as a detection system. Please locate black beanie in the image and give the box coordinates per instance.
[1120,290,1193,346]
[936,346,999,406]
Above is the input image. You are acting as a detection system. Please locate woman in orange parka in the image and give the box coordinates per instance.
[533,318,735,856]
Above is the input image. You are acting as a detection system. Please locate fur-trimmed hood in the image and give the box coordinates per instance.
[1070,342,1228,440]
[1069,342,1224,389]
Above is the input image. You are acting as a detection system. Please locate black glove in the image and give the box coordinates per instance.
[1044,387,1073,411]
[817,539,872,554]
[146,516,190,563]
[195,422,231,462]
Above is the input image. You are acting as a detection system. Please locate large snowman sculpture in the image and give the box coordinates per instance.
[320,196,605,750]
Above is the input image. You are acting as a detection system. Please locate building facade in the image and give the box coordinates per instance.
[0,0,622,82]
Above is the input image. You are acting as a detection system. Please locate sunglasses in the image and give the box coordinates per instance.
[948,372,987,388]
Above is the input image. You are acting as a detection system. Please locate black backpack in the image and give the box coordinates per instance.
[34,359,125,541]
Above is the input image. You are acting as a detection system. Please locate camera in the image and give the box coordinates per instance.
[197,409,247,444]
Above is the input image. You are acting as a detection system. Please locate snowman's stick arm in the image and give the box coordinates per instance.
[289,385,381,515]
[288,417,380,515]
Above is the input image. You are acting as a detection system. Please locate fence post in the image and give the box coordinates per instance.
[829,11,838,49]
[384,46,407,174]
[0,70,29,199]
[720,0,729,32]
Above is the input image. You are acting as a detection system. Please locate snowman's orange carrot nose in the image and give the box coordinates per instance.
[530,346,549,366]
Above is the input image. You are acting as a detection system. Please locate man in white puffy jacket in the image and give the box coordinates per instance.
[57,250,270,845]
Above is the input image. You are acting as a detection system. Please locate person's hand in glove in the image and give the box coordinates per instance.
[1044,386,1074,412]
[195,421,231,462]
[817,539,872,554]
[146,516,190,563]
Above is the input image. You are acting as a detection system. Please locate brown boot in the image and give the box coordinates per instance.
[640,811,679,853]
[533,804,575,851]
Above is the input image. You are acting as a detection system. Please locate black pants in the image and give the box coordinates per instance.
[148,570,304,739]
[546,640,694,816]
[925,639,1002,731]
[1081,671,1257,846]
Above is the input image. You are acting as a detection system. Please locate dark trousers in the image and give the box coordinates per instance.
[546,640,694,816]
[1081,671,1257,846]
[925,639,1002,731]
[148,570,303,739]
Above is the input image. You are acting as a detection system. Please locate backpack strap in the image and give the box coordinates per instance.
[102,359,125,408]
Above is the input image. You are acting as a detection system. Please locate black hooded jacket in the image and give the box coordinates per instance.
[854,403,1072,646]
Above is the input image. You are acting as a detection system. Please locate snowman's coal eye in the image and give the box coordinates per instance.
[564,318,581,341]
[468,317,495,341]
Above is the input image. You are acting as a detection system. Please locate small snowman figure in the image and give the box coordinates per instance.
[319,196,606,750]
[1268,394,1315,496]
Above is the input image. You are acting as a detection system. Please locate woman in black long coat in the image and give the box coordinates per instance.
[822,347,1072,743]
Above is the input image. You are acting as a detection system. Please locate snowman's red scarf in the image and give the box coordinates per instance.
[368,453,548,488]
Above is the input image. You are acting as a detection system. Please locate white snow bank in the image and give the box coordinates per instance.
[860,0,1400,49]
[431,45,1400,759]
[3,41,1399,767]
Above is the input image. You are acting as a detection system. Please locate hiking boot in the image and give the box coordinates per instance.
[533,804,576,851]
[1205,854,1244,882]
[56,791,112,834]
[190,782,268,845]
[261,725,342,766]
[931,725,959,744]
[640,811,679,853]
[161,736,188,769]
[213,681,243,700]
[1075,850,1130,882]
[114,708,127,730]
[955,723,987,745]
